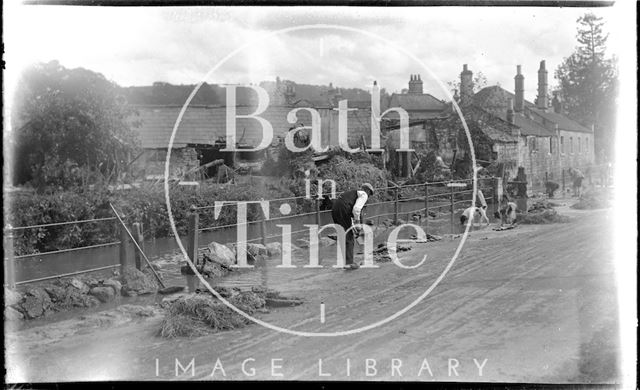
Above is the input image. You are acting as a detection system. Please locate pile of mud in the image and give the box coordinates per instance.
[571,188,611,210]
[518,201,570,224]
[158,287,302,338]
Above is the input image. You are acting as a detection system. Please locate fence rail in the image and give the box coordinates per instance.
[5,178,501,288]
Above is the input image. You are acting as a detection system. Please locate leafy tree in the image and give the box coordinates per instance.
[555,13,618,162]
[11,61,140,190]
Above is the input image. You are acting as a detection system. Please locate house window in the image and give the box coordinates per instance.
[549,137,553,154]
[578,137,581,154]
[586,138,589,153]
[570,137,573,154]
[529,137,537,153]
[560,136,564,154]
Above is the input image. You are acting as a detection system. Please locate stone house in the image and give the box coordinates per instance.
[465,61,595,191]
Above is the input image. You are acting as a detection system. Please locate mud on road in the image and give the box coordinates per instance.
[5,205,620,383]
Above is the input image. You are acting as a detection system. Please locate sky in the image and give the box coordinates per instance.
[3,4,620,106]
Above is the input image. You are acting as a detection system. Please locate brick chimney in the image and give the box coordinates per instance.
[514,65,524,113]
[460,64,474,106]
[506,98,514,124]
[536,60,548,110]
[552,91,562,114]
[408,74,423,94]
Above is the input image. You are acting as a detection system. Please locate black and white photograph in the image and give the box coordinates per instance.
[3,0,637,385]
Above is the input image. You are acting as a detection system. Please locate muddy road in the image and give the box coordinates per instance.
[6,205,620,383]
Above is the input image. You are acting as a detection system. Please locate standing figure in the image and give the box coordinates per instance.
[331,183,374,270]
[568,168,585,197]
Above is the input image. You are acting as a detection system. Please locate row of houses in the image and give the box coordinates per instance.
[129,60,595,193]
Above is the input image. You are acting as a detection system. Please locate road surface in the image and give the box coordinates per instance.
[6,204,620,383]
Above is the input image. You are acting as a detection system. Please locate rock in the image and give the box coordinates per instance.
[20,288,52,319]
[121,267,158,297]
[265,242,282,257]
[69,277,89,294]
[102,279,123,296]
[383,218,394,227]
[200,261,226,278]
[83,278,101,288]
[318,237,336,247]
[246,243,268,257]
[89,286,116,303]
[5,288,23,307]
[5,306,24,321]
[207,242,236,266]
[44,286,67,303]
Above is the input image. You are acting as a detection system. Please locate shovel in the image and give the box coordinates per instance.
[110,203,184,295]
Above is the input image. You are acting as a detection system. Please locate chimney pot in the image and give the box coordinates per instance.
[514,65,524,112]
[460,64,474,106]
[536,59,549,110]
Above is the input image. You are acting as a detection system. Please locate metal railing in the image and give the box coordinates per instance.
[187,178,500,263]
[4,177,501,288]
[4,213,142,288]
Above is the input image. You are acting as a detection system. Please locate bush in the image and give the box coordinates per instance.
[7,182,295,256]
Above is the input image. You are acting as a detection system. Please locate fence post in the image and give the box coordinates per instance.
[132,222,144,270]
[187,207,199,268]
[424,183,429,232]
[260,218,267,246]
[4,225,16,289]
[119,225,129,271]
[449,182,455,233]
[394,187,399,224]
[492,178,499,216]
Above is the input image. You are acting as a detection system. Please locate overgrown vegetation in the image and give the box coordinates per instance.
[11,61,140,190]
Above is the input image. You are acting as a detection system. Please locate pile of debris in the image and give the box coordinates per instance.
[571,188,611,210]
[518,201,570,224]
[373,243,412,263]
[158,287,302,338]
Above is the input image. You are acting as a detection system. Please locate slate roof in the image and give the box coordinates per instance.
[130,105,313,149]
[130,104,371,149]
[388,93,447,112]
[528,108,592,133]
[473,85,592,136]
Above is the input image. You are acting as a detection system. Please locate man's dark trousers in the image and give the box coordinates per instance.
[331,196,356,265]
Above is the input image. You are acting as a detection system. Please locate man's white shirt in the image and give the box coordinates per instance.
[352,190,368,223]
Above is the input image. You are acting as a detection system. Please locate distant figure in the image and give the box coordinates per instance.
[460,206,490,227]
[567,168,585,197]
[545,181,560,198]
[494,194,518,225]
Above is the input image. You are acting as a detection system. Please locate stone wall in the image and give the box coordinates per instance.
[515,131,595,194]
